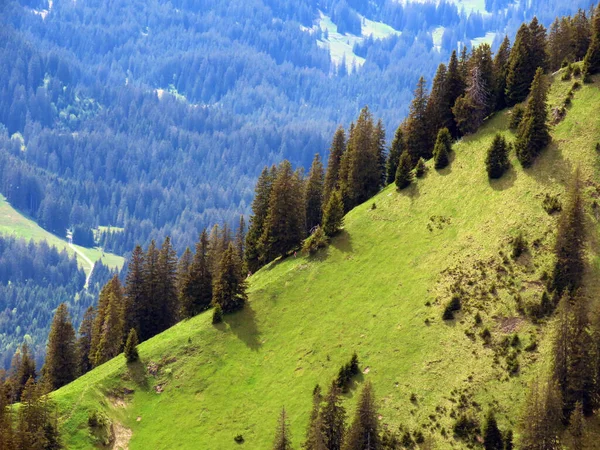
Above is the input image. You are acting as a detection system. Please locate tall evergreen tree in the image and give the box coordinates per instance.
[343,382,379,450]
[433,128,452,169]
[505,24,534,105]
[140,240,160,341]
[483,411,504,450]
[236,215,246,266]
[10,343,36,402]
[493,36,511,110]
[453,65,490,135]
[528,17,548,74]
[323,127,346,207]
[322,190,344,237]
[320,381,346,450]
[155,236,178,331]
[425,63,450,147]
[43,303,77,391]
[212,243,247,314]
[568,402,584,450]
[518,380,562,450]
[552,169,585,294]
[486,134,510,179]
[0,383,15,450]
[373,119,387,190]
[76,306,95,376]
[405,77,431,162]
[180,229,213,317]
[304,385,324,450]
[515,68,550,167]
[259,160,305,262]
[176,247,193,301]
[273,408,293,450]
[95,288,125,366]
[445,50,466,138]
[16,378,61,450]
[305,154,325,234]
[246,167,276,273]
[395,151,413,190]
[124,245,145,337]
[386,126,405,185]
[548,18,572,72]
[583,4,600,80]
[571,9,592,61]
[124,328,139,363]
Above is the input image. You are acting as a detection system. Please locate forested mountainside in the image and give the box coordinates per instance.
[0,0,595,256]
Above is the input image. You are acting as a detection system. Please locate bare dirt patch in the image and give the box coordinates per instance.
[497,316,524,334]
[111,422,132,450]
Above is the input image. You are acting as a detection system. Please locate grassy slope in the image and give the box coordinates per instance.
[0,195,124,272]
[54,75,600,449]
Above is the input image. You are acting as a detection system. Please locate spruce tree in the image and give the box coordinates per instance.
[548,18,571,72]
[236,215,246,266]
[10,343,36,402]
[433,128,452,169]
[259,160,305,262]
[528,17,548,74]
[572,9,592,61]
[305,154,325,234]
[43,303,77,391]
[78,311,97,377]
[515,68,550,167]
[505,24,534,105]
[273,408,293,450]
[493,36,511,110]
[323,127,346,206]
[155,236,179,332]
[415,158,426,178]
[486,134,510,179]
[124,328,139,363]
[320,381,346,450]
[373,119,387,190]
[212,243,247,314]
[322,190,344,237]
[518,380,562,449]
[425,63,450,146]
[453,66,490,135]
[386,125,405,185]
[343,382,379,450]
[395,151,413,190]
[568,402,584,450]
[583,4,600,80]
[246,166,276,272]
[552,170,585,295]
[17,378,61,450]
[483,411,504,450]
[180,229,213,317]
[124,245,145,337]
[95,289,125,366]
[176,247,193,300]
[140,240,160,341]
[304,385,324,450]
[446,50,466,138]
[405,77,431,162]
[0,383,15,450]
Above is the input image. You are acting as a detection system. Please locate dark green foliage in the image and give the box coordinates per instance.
[305,154,325,233]
[493,36,511,110]
[90,275,125,367]
[272,408,293,450]
[124,245,144,338]
[515,68,550,167]
[542,194,562,215]
[433,128,452,169]
[43,303,77,391]
[486,134,510,179]
[518,380,563,449]
[395,151,413,190]
[9,343,36,402]
[246,167,276,273]
[212,243,247,314]
[303,384,324,450]
[386,126,405,185]
[568,402,584,449]
[405,77,432,162]
[511,232,527,259]
[583,4,600,80]
[322,190,344,237]
[453,414,479,441]
[124,328,139,363]
[16,378,62,450]
[442,295,461,320]
[483,411,504,450]
[504,430,514,450]
[552,170,585,295]
[302,226,328,255]
[320,381,346,450]
[446,50,466,138]
[324,127,346,207]
[425,63,449,149]
[509,105,525,130]
[234,434,244,444]
[180,230,213,318]
[415,158,426,178]
[343,382,379,450]
[212,305,223,325]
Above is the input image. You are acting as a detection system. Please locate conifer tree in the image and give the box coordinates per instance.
[515,68,550,167]
[483,411,504,450]
[486,134,510,179]
[322,190,344,237]
[208,224,222,275]
[505,24,534,105]
[552,170,585,295]
[323,127,346,207]
[583,4,600,80]
[177,247,193,300]
[528,17,548,74]
[433,128,452,169]
[395,151,413,190]
[0,383,15,450]
[124,245,145,337]
[453,66,490,135]
[568,402,584,450]
[386,126,405,185]
[95,289,125,366]
[10,343,36,402]
[246,167,276,272]
[548,18,571,72]
[305,154,325,234]
[273,407,293,450]
[415,158,426,178]
[320,381,346,450]
[124,328,139,363]
[552,292,571,412]
[154,236,178,331]
[471,43,495,115]
[571,9,592,61]
[343,382,379,450]
[304,385,324,450]
[568,294,595,416]
[518,379,562,449]
[43,303,77,390]
[493,36,511,110]
[405,77,431,162]
[425,63,450,146]
[446,50,466,138]
[140,240,159,341]
[17,378,61,450]
[236,216,246,266]
[77,306,95,376]
[373,119,387,190]
[260,160,305,262]
[180,229,213,317]
[212,243,247,314]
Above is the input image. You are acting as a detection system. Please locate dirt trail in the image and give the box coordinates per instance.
[112,423,132,450]
[68,242,95,289]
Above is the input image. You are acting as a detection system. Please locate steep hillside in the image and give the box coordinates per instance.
[53,74,600,449]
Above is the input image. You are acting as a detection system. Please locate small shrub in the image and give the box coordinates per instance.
[524,334,538,352]
[474,313,482,325]
[509,105,525,130]
[542,193,562,214]
[302,226,328,255]
[596,143,600,153]
[511,232,527,259]
[212,304,223,324]
[572,81,582,91]
[124,328,139,363]
[453,415,479,440]
[88,411,112,446]
[400,432,414,448]
[371,202,377,210]
[442,295,461,320]
[234,434,244,444]
[480,327,492,344]
[506,350,520,375]
[510,334,520,347]
[561,65,572,80]
[573,65,582,77]
[415,158,426,178]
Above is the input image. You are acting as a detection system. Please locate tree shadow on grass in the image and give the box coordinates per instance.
[489,165,517,191]
[522,141,572,187]
[436,151,456,177]
[225,303,261,351]
[126,360,150,391]
[331,229,353,253]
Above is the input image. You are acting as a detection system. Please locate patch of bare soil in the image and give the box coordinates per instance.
[111,422,132,450]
